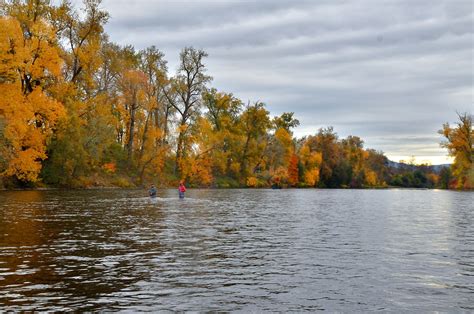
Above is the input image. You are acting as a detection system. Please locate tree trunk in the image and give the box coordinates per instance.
[139,111,151,161]
[127,103,136,165]
[175,129,185,177]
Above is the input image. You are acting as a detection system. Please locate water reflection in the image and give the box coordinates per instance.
[0,189,472,311]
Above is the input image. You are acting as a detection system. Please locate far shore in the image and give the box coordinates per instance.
[1,186,469,192]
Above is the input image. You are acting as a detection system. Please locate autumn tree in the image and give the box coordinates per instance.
[238,101,271,183]
[341,136,365,187]
[266,112,299,186]
[204,88,242,132]
[136,46,168,182]
[202,89,243,179]
[298,140,322,187]
[273,112,300,135]
[287,154,299,186]
[60,0,109,85]
[120,69,147,165]
[364,149,389,186]
[40,0,111,186]
[439,112,473,189]
[0,10,65,183]
[181,117,216,186]
[163,47,211,178]
[303,127,345,187]
[139,46,168,145]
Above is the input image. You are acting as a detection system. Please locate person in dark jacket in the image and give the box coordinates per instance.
[149,184,157,197]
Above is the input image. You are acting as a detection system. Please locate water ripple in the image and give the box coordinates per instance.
[0,188,472,311]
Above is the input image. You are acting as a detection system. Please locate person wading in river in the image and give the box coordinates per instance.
[178,181,186,199]
[149,184,157,197]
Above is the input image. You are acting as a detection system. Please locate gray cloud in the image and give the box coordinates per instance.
[75,0,473,163]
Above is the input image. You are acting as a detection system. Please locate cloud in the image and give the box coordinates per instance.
[71,0,473,163]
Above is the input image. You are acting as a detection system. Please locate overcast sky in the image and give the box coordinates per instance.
[83,0,472,164]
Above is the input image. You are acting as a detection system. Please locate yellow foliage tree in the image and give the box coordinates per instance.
[440,113,473,189]
[271,127,293,169]
[364,169,378,187]
[304,168,320,187]
[298,143,322,187]
[180,117,220,186]
[0,16,64,182]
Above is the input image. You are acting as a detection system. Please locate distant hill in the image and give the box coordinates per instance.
[430,164,451,173]
[388,160,450,173]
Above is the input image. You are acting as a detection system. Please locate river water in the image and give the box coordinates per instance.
[0,189,472,311]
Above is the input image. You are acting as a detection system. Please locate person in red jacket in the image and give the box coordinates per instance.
[178,181,186,199]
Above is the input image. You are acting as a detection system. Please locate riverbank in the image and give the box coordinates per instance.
[1,171,469,191]
[1,185,467,191]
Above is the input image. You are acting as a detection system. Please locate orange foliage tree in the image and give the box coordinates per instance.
[287,154,299,186]
[0,16,64,182]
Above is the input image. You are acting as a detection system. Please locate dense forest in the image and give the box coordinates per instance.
[0,1,472,190]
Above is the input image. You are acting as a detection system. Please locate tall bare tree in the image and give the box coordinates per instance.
[163,47,211,177]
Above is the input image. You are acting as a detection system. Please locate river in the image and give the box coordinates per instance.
[0,189,472,311]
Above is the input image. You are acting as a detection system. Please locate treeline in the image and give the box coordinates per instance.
[0,1,472,190]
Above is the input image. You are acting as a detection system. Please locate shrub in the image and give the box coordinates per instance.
[246,176,258,187]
